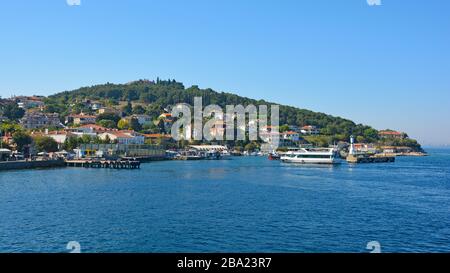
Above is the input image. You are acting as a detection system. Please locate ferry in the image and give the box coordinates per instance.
[280,148,340,164]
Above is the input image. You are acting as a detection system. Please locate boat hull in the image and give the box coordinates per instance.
[281,157,339,164]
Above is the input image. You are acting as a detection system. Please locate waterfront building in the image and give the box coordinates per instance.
[352,143,378,154]
[382,146,413,154]
[143,134,172,144]
[98,131,145,145]
[20,112,61,129]
[189,145,229,152]
[46,131,76,145]
[76,143,165,159]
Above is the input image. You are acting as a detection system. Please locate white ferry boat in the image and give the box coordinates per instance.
[280,148,340,164]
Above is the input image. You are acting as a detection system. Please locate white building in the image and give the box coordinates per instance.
[300,125,320,135]
[98,131,145,145]
[281,131,300,142]
[131,114,152,125]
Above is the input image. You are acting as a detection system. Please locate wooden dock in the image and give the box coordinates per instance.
[65,159,141,169]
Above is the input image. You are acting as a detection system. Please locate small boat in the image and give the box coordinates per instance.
[268,153,281,160]
[281,148,340,164]
[205,150,222,160]
[220,150,233,159]
[175,150,205,160]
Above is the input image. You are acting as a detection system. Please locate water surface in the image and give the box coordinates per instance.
[1,149,449,253]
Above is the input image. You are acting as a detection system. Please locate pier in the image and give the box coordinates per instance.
[346,154,395,164]
[65,159,141,169]
[0,159,66,171]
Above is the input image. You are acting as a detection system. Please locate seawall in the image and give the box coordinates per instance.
[0,159,66,171]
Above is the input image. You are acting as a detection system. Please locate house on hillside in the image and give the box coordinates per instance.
[98,107,123,116]
[66,113,97,125]
[130,114,152,126]
[20,112,61,129]
[14,96,45,110]
[300,125,320,135]
[158,113,174,133]
[68,124,110,138]
[378,130,407,139]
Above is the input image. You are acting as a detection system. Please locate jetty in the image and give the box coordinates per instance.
[346,154,395,164]
[346,136,396,164]
[0,159,66,171]
[65,159,141,169]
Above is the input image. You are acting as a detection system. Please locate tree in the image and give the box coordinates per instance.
[142,123,161,134]
[245,142,258,152]
[12,131,33,152]
[0,121,22,134]
[279,124,290,133]
[2,103,25,120]
[132,105,146,115]
[34,136,58,153]
[129,118,142,131]
[96,113,121,124]
[356,136,366,143]
[102,134,111,144]
[117,119,130,130]
[97,119,117,129]
[363,128,379,140]
[80,134,93,144]
[0,140,11,150]
[122,101,132,116]
[63,136,79,151]
[146,103,164,120]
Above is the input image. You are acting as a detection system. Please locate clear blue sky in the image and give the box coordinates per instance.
[0,0,449,145]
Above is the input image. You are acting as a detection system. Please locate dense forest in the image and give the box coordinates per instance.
[44,79,421,149]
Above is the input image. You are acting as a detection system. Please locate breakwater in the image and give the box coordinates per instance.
[0,159,66,171]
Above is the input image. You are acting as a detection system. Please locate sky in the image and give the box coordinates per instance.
[0,0,449,146]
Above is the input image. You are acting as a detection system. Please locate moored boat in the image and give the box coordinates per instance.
[280,148,340,164]
[268,153,281,160]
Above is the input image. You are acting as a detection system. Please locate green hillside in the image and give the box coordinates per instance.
[45,79,421,149]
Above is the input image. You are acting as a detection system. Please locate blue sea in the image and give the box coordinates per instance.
[1,148,449,253]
